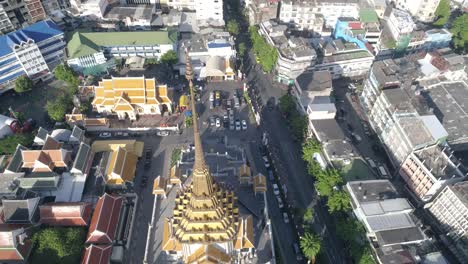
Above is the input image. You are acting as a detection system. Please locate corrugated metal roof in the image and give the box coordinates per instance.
[366,213,415,232]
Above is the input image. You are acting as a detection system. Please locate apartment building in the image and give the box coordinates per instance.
[247,0,278,26]
[0,0,46,34]
[399,145,466,202]
[314,39,374,79]
[346,180,427,263]
[394,0,441,22]
[387,8,415,41]
[259,20,317,84]
[360,50,468,162]
[166,0,223,22]
[0,19,65,94]
[427,182,468,263]
[67,30,176,74]
[279,0,359,29]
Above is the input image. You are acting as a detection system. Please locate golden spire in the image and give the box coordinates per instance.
[185,50,214,197]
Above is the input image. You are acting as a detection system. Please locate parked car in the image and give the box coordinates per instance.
[209,92,214,101]
[272,184,280,195]
[215,117,221,127]
[226,98,232,109]
[156,130,170,136]
[268,170,274,181]
[276,196,284,208]
[366,158,377,168]
[283,212,289,223]
[215,90,221,100]
[229,120,235,130]
[99,132,111,138]
[235,119,241,131]
[241,120,247,130]
[209,116,215,127]
[263,156,270,168]
[234,96,240,108]
[229,110,234,120]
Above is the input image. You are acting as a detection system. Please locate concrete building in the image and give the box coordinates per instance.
[77,0,108,20]
[0,0,46,34]
[399,145,466,202]
[166,0,223,23]
[333,9,381,48]
[346,180,427,263]
[387,8,415,41]
[279,0,359,29]
[66,30,176,74]
[260,21,317,84]
[360,51,467,166]
[0,20,65,94]
[394,0,441,22]
[91,76,172,120]
[105,5,154,30]
[294,70,332,111]
[427,182,468,263]
[314,39,374,79]
[246,0,278,26]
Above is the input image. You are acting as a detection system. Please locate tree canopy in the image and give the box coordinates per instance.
[238,42,247,57]
[433,0,450,26]
[46,95,72,122]
[249,26,278,72]
[160,50,178,65]
[0,134,34,155]
[54,64,79,87]
[302,138,322,164]
[303,207,314,224]
[14,76,33,93]
[31,227,86,264]
[450,14,468,53]
[300,232,322,262]
[227,20,240,35]
[279,94,296,116]
[327,190,351,213]
[336,217,365,242]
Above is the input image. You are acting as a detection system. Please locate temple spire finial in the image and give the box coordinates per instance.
[185,49,213,196]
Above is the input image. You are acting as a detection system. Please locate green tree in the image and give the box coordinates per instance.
[227,19,240,35]
[0,134,34,154]
[307,160,322,176]
[145,58,159,65]
[278,94,296,116]
[433,0,450,26]
[336,217,365,242]
[327,190,351,213]
[302,138,322,164]
[450,14,468,53]
[54,64,79,87]
[14,75,33,93]
[303,207,314,223]
[358,246,376,264]
[160,50,178,65]
[185,115,193,127]
[300,232,321,263]
[46,95,72,122]
[291,114,307,141]
[249,26,278,72]
[238,42,247,57]
[31,227,86,264]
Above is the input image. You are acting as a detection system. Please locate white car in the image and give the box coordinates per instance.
[99,132,111,138]
[262,156,270,168]
[272,184,280,195]
[235,120,241,131]
[215,117,221,127]
[209,92,214,101]
[276,196,284,208]
[241,120,247,130]
[283,212,289,223]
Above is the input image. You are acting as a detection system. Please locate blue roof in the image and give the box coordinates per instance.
[207,42,230,49]
[0,20,63,58]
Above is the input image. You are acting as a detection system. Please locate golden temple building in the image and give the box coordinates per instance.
[91,76,172,120]
[162,52,255,263]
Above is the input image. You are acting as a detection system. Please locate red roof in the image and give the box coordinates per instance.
[81,244,112,264]
[86,193,123,244]
[349,22,362,30]
[0,225,32,261]
[39,202,92,226]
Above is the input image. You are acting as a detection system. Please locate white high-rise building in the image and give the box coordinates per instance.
[427,182,468,263]
[394,0,441,22]
[166,0,223,22]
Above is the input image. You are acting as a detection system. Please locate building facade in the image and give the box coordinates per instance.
[67,30,176,74]
[166,0,223,22]
[427,182,468,263]
[0,19,65,94]
[279,0,359,29]
[91,76,172,120]
[394,0,441,22]
[0,0,46,34]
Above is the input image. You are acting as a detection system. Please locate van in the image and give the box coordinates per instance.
[378,166,389,178]
[366,158,376,168]
[234,96,240,108]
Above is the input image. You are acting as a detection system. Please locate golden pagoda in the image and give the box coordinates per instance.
[162,51,254,263]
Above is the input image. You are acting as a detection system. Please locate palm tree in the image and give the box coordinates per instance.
[300,232,321,264]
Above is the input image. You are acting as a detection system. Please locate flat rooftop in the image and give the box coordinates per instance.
[321,49,373,64]
[397,116,434,148]
[348,180,399,203]
[375,226,425,246]
[312,119,346,141]
[382,87,415,112]
[415,145,464,179]
[425,82,468,145]
[296,71,332,92]
[449,181,468,207]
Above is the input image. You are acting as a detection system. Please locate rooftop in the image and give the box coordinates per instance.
[67,30,177,58]
[414,145,465,180]
[312,119,346,141]
[396,115,434,148]
[375,227,425,245]
[449,181,468,207]
[359,8,379,23]
[105,5,153,21]
[296,71,332,92]
[348,180,399,204]
[321,49,373,64]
